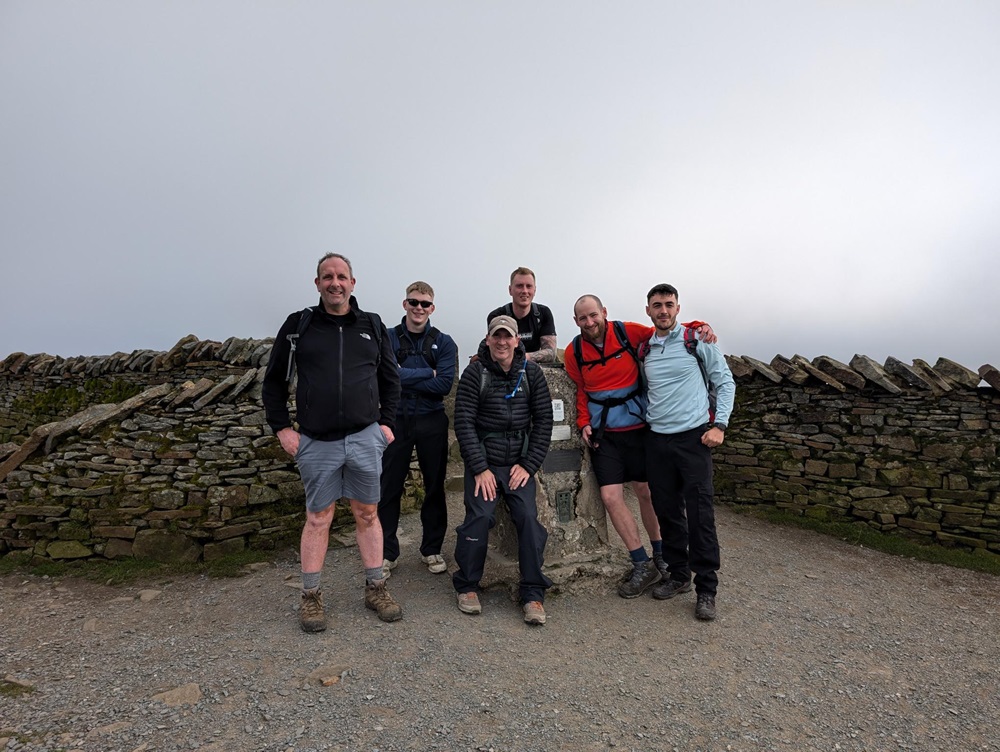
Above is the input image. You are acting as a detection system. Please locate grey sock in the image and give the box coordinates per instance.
[302,571,321,591]
[365,566,385,584]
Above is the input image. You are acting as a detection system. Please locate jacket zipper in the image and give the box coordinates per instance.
[337,325,344,424]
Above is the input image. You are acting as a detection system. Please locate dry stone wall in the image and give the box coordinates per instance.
[0,336,361,563]
[717,354,1000,557]
[1,337,999,562]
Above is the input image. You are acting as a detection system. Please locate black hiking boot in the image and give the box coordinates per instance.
[617,559,662,599]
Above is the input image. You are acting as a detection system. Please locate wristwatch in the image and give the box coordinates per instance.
[709,421,727,431]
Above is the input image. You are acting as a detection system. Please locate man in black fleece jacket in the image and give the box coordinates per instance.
[262,253,401,631]
[452,315,553,625]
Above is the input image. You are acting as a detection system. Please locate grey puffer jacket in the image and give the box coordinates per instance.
[454,340,553,476]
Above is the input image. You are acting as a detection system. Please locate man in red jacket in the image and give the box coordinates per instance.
[565,294,714,598]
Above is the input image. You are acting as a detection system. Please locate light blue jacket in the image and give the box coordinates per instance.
[642,327,735,434]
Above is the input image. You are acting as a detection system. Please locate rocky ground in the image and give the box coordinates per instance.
[2,502,999,752]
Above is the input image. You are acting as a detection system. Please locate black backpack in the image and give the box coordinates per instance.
[393,324,440,368]
[284,306,383,382]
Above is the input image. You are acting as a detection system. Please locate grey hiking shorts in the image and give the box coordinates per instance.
[296,423,389,512]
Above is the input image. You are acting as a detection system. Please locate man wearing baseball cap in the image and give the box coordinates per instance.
[451,315,554,625]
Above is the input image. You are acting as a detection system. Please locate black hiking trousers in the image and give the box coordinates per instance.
[645,425,721,596]
[378,409,449,561]
[452,465,552,604]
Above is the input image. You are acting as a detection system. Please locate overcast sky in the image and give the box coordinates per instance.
[2,1,998,374]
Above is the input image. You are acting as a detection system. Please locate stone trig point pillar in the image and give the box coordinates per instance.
[464,364,624,592]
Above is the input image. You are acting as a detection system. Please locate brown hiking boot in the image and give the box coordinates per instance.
[365,580,403,622]
[299,589,327,632]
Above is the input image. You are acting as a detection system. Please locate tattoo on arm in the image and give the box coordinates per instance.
[529,335,558,363]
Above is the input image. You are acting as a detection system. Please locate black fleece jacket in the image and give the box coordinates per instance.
[453,339,552,475]
[262,296,400,439]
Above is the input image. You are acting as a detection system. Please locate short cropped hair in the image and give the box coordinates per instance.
[317,252,353,278]
[574,294,603,313]
[646,283,679,302]
[510,267,536,283]
[406,281,435,297]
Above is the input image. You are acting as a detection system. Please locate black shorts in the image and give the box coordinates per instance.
[590,427,648,487]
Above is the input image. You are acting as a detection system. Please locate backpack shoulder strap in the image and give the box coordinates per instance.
[364,311,383,367]
[683,326,715,417]
[285,307,315,382]
[683,325,699,356]
[478,362,490,403]
[572,334,584,371]
[392,323,410,364]
[613,320,640,363]
[422,326,439,367]
[573,334,583,373]
[531,303,541,326]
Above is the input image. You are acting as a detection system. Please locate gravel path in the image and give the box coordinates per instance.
[2,504,999,752]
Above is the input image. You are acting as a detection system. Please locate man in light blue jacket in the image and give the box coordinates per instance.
[642,283,735,621]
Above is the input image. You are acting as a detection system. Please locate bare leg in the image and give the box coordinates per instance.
[632,481,662,543]
[600,483,644,552]
[350,499,384,571]
[301,504,336,573]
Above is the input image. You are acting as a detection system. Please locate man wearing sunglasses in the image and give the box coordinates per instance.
[378,282,458,579]
[452,315,554,625]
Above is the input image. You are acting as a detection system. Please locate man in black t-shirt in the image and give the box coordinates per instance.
[486,266,557,363]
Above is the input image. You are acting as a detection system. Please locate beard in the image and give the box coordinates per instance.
[583,320,607,343]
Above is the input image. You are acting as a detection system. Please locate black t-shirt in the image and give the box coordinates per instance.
[486,303,557,353]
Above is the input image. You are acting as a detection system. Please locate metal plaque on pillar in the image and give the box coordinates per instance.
[542,449,581,474]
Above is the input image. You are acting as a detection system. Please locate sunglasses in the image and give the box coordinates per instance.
[406,298,433,309]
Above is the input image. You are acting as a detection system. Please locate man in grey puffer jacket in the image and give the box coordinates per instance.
[452,315,553,625]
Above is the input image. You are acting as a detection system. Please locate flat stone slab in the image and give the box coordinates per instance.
[884,357,938,391]
[979,364,1000,391]
[770,355,810,384]
[740,356,782,383]
[791,355,846,392]
[849,355,902,394]
[935,357,981,389]
[814,356,865,390]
